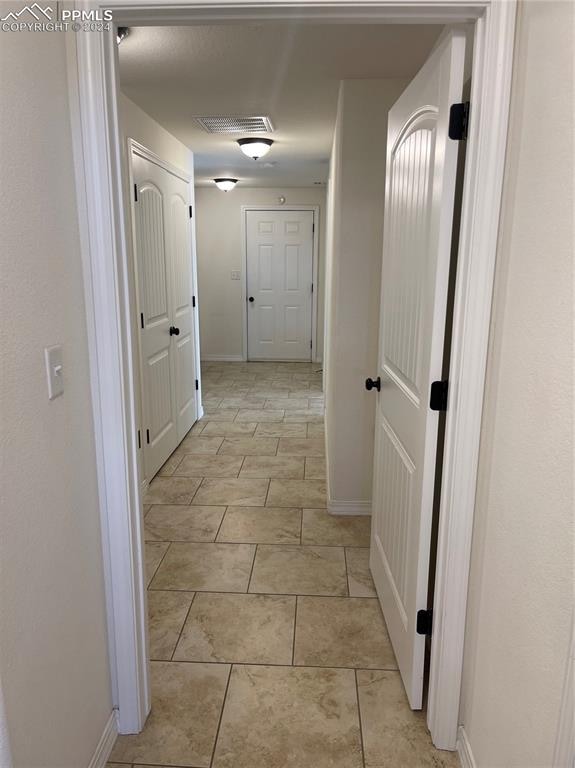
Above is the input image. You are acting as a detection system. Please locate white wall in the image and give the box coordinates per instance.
[324,79,407,511]
[0,30,112,767]
[194,186,327,361]
[459,2,574,765]
[119,94,194,177]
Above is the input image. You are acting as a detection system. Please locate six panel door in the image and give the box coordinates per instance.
[246,210,314,361]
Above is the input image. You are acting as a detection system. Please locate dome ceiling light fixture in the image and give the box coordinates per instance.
[237,138,274,160]
[213,178,238,192]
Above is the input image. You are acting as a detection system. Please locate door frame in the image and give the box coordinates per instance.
[66,0,516,751]
[127,139,203,487]
[241,205,320,363]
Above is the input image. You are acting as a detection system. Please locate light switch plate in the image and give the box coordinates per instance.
[230,270,241,281]
[44,345,64,400]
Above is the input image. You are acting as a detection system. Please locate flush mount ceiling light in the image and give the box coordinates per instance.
[117,26,130,44]
[213,178,238,192]
[238,138,274,160]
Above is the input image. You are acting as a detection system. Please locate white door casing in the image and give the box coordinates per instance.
[370,29,466,709]
[246,209,314,361]
[69,0,516,743]
[132,150,198,480]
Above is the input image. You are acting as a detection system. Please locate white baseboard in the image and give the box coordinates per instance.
[201,355,245,362]
[88,711,117,768]
[456,726,476,768]
[327,499,371,516]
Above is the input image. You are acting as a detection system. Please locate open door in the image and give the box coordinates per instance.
[369,29,466,709]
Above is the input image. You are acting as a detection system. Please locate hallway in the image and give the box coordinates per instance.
[108,361,456,768]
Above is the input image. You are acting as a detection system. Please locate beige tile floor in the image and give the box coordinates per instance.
[109,361,458,768]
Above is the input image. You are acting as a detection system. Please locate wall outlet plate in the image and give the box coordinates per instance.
[230,270,241,280]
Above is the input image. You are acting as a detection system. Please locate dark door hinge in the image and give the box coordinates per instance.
[137,429,141,449]
[312,222,315,234]
[430,380,449,411]
[146,429,150,445]
[140,312,144,329]
[195,379,199,391]
[448,101,470,141]
[416,609,433,636]
[134,183,138,202]
[192,296,196,308]
[189,205,193,218]
[311,283,314,294]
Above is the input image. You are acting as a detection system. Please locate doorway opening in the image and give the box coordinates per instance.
[68,0,516,762]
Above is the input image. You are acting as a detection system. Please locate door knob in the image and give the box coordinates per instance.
[248,297,255,303]
[365,377,381,392]
[169,326,180,336]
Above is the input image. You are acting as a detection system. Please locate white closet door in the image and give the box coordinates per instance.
[168,181,198,442]
[132,151,198,479]
[369,29,466,709]
[246,210,313,361]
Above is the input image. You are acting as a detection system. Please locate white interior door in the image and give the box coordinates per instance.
[169,184,198,442]
[369,29,466,709]
[246,209,313,361]
[133,152,198,479]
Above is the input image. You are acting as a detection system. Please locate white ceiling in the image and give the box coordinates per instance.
[118,24,443,187]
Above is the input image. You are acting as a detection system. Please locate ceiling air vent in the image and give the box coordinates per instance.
[195,116,274,134]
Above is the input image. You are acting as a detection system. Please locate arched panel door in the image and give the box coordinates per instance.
[132,151,198,479]
[369,29,466,709]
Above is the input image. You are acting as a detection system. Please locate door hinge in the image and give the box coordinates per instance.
[311,282,314,294]
[195,379,199,391]
[416,609,433,636]
[448,101,470,141]
[134,183,138,202]
[140,312,144,329]
[189,205,193,218]
[310,340,312,349]
[146,429,150,445]
[312,222,315,234]
[192,295,196,308]
[429,380,449,411]
[137,429,141,449]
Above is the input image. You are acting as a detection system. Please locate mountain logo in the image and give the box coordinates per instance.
[1,4,53,22]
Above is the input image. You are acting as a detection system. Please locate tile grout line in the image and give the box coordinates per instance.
[343,546,351,597]
[208,663,233,768]
[147,587,376,601]
[245,542,258,594]
[236,455,247,478]
[187,474,205,505]
[291,596,299,666]
[213,505,229,543]
[169,591,197,662]
[147,540,173,589]
[145,657,399,673]
[262,476,272,507]
[354,669,367,768]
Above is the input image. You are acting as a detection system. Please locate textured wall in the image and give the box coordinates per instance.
[0,30,112,766]
[460,2,574,764]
